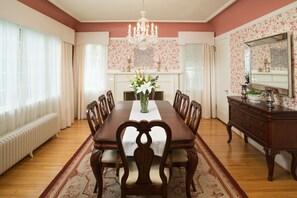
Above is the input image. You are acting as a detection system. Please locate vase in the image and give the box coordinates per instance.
[140,93,149,113]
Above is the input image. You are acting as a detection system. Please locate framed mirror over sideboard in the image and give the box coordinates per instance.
[244,32,293,97]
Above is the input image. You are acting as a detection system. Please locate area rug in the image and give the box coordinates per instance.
[40,134,247,198]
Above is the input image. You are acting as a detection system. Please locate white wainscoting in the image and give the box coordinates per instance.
[107,71,180,104]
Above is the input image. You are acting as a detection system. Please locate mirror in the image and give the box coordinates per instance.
[244,32,292,97]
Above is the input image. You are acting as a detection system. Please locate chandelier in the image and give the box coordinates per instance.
[127,0,158,51]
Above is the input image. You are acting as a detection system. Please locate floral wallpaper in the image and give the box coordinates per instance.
[230,7,297,108]
[250,40,288,71]
[108,39,180,71]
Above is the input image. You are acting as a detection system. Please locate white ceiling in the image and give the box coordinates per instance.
[48,0,236,22]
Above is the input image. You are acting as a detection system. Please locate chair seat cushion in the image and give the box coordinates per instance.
[171,149,188,163]
[101,150,117,163]
[119,158,170,185]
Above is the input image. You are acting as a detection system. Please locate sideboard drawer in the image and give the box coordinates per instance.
[248,115,267,144]
[230,107,267,144]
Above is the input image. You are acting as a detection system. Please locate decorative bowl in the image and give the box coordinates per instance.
[247,94,262,103]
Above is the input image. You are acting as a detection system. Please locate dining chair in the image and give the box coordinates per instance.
[170,100,202,192]
[106,90,115,112]
[178,93,190,120]
[186,100,202,136]
[86,101,118,193]
[116,120,172,198]
[173,90,182,111]
[86,101,101,136]
[98,94,109,122]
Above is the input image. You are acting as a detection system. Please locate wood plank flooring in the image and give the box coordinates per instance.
[199,119,297,198]
[0,119,296,197]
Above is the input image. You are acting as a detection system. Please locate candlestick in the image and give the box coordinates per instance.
[128,24,131,33]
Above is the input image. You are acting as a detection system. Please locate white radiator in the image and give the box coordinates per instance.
[0,113,59,175]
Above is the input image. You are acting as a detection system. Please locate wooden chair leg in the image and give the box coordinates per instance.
[94,182,98,193]
[191,180,196,192]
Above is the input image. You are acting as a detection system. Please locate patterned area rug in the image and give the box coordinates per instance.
[40,135,247,198]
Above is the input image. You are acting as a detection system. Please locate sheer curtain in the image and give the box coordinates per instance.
[182,43,216,118]
[74,44,107,119]
[59,42,74,129]
[182,44,203,103]
[0,20,20,135]
[0,19,60,135]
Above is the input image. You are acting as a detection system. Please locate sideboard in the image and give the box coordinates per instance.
[227,96,297,181]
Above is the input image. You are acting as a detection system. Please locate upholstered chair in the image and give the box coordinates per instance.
[178,93,190,121]
[116,120,172,198]
[173,90,182,111]
[86,101,117,193]
[171,100,202,192]
[106,90,115,112]
[98,94,109,123]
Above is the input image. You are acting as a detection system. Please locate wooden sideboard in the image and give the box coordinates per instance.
[227,96,297,181]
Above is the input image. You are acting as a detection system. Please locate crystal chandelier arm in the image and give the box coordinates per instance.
[126,0,158,51]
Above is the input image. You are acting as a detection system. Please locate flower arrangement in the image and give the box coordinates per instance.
[247,87,262,95]
[128,71,159,95]
[247,86,262,103]
[128,71,159,113]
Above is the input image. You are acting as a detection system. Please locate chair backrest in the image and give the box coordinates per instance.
[173,90,182,111]
[86,101,101,136]
[178,94,190,120]
[116,120,172,196]
[98,94,109,122]
[186,100,202,135]
[106,90,115,112]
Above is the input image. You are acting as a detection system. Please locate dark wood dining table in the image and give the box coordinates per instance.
[90,100,198,198]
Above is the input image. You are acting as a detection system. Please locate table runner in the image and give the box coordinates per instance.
[122,100,166,156]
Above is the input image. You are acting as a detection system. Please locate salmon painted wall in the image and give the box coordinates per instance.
[75,22,214,37]
[18,0,78,29]
[210,0,296,36]
[17,0,295,37]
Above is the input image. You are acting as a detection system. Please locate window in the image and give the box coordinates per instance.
[182,44,203,102]
[0,19,60,135]
[0,20,19,112]
[83,44,107,96]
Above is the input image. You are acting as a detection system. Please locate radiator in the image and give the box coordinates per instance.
[0,113,59,175]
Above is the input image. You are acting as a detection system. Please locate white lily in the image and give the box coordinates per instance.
[137,81,154,94]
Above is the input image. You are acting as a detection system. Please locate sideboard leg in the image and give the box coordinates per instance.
[264,148,279,181]
[90,148,103,198]
[288,151,297,180]
[226,123,232,143]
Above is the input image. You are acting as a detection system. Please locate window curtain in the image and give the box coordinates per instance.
[182,44,204,103]
[0,20,19,135]
[182,43,216,118]
[59,42,74,129]
[202,44,216,119]
[74,44,107,119]
[0,19,60,135]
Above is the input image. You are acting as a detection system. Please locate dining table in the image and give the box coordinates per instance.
[90,100,198,198]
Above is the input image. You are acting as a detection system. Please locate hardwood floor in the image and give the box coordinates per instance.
[199,119,297,198]
[0,119,296,197]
